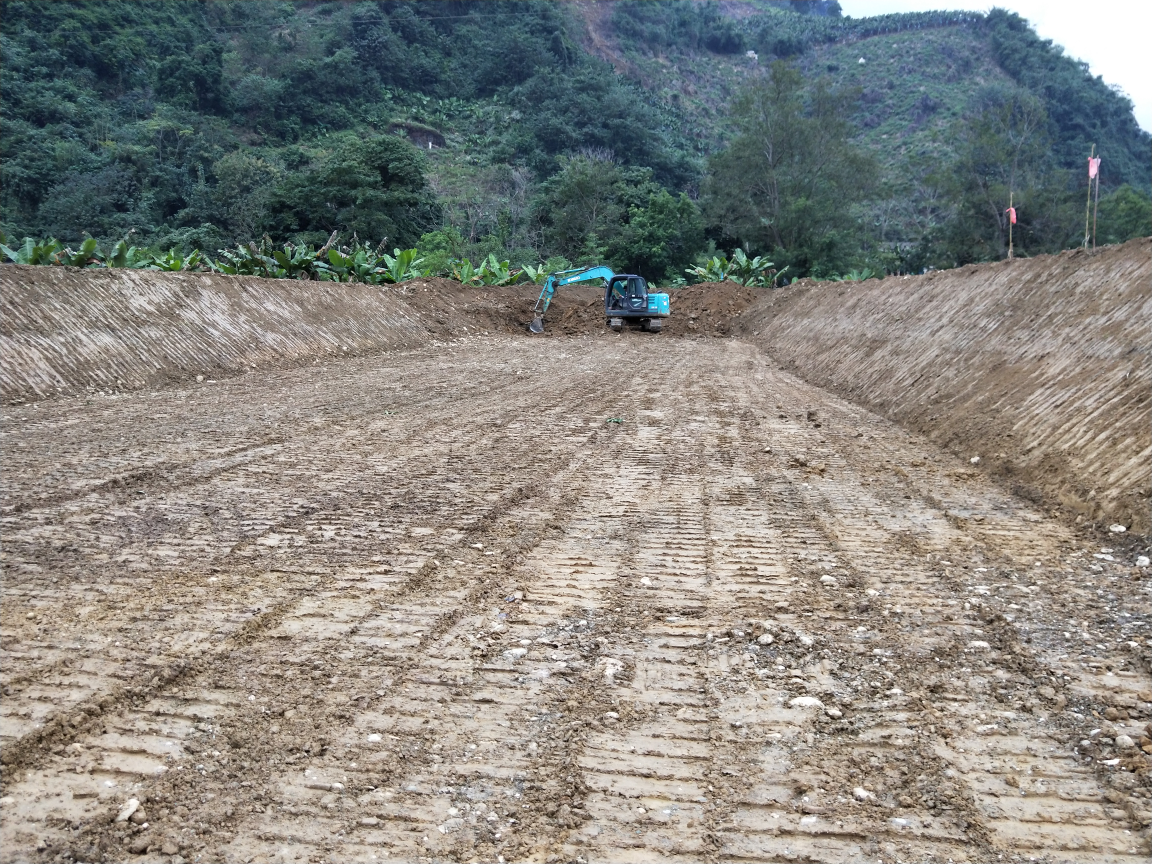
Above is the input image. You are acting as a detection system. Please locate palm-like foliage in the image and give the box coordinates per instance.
[686,248,785,287]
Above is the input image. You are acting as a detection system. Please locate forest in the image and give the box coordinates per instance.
[1,0,1149,283]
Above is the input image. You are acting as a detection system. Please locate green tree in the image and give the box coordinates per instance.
[534,155,626,264]
[607,189,705,281]
[936,86,1074,263]
[1094,185,1152,245]
[263,135,440,246]
[702,62,877,277]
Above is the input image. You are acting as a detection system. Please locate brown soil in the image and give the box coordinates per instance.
[737,238,1152,536]
[1,244,1149,863]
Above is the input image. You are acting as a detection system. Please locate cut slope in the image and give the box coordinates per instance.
[737,238,1152,535]
[0,267,610,402]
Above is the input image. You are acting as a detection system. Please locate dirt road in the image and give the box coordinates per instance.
[2,336,1150,864]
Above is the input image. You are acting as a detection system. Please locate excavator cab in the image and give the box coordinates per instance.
[608,275,648,312]
[605,274,670,332]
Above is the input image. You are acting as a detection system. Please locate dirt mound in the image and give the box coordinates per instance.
[737,237,1152,535]
[663,281,758,336]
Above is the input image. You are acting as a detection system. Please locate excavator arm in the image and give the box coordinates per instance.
[529,265,615,333]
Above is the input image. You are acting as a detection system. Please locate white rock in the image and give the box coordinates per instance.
[970,456,980,464]
[820,575,837,585]
[367,733,382,743]
[640,577,652,586]
[1115,734,1136,750]
[853,787,873,801]
[1108,524,1126,533]
[1136,556,1150,567]
[789,696,824,709]
[798,634,814,647]
[858,56,867,64]
[969,640,991,649]
[471,543,484,550]
[504,648,528,662]
[757,633,774,645]
[115,799,140,822]
[826,707,843,719]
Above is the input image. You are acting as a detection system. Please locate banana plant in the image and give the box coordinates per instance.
[686,249,783,287]
[107,240,154,268]
[324,247,381,283]
[450,258,480,285]
[378,248,424,283]
[1,236,65,265]
[271,244,322,279]
[148,249,204,272]
[685,254,733,283]
[831,268,877,282]
[476,254,517,286]
[211,245,280,277]
[58,237,105,268]
[520,263,551,285]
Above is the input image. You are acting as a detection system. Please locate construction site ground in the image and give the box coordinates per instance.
[3,329,1150,864]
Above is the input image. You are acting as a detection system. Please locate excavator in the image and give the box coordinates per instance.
[529,266,671,334]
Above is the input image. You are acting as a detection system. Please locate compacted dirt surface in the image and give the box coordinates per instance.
[2,334,1150,864]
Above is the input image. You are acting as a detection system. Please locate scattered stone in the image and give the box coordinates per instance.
[757,633,774,645]
[115,798,140,822]
[367,733,382,743]
[790,696,824,709]
[129,807,148,825]
[820,575,837,586]
[1136,556,1150,568]
[640,577,652,586]
[775,601,789,609]
[504,647,528,662]
[853,787,873,801]
[826,707,843,719]
[304,781,333,791]
[127,835,151,854]
[1116,735,1136,750]
[970,456,980,464]
[1108,524,1126,533]
[361,817,381,827]
[969,640,991,650]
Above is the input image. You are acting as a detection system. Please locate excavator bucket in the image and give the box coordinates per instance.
[529,316,544,334]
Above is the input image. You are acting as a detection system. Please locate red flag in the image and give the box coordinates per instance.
[1088,156,1101,179]
[1006,206,1016,224]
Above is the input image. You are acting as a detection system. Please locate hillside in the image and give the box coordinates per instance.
[1,1,1148,278]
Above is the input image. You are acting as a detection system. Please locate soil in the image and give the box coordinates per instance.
[2,246,1150,864]
[737,237,1152,536]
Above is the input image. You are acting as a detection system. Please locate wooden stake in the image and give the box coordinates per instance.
[1092,166,1101,249]
[1084,144,1095,248]
[1007,190,1014,260]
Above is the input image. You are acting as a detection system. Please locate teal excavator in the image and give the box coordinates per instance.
[529,266,671,334]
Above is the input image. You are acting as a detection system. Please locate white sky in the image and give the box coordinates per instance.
[839,0,1152,131]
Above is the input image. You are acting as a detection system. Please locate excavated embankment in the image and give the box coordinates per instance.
[2,241,1148,535]
[737,237,1151,535]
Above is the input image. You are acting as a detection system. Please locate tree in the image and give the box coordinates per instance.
[608,189,705,282]
[935,85,1075,263]
[534,155,626,264]
[1094,185,1152,245]
[263,135,440,247]
[702,61,877,277]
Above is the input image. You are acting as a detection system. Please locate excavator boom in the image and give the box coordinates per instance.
[529,266,615,333]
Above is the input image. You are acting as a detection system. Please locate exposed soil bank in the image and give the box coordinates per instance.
[0,267,600,401]
[737,238,1151,535]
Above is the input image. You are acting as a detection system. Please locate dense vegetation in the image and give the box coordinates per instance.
[1,0,1147,284]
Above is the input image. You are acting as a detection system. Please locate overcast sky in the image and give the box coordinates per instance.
[839,0,1151,132]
